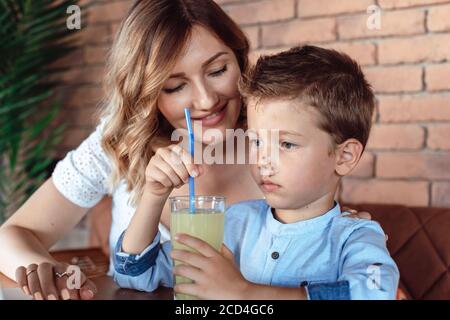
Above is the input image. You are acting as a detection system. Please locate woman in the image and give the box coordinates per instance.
[0,0,368,300]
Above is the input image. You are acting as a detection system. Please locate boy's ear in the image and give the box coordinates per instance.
[334,139,364,176]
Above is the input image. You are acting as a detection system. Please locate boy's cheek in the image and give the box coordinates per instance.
[249,164,261,182]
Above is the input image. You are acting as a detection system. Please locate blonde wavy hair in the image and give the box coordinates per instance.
[99,0,249,206]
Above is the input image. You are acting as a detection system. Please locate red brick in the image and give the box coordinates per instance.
[56,65,106,86]
[427,124,450,150]
[378,94,450,122]
[340,179,429,206]
[427,5,450,31]
[80,24,110,45]
[432,182,450,207]
[367,124,425,150]
[249,47,290,65]
[377,152,450,179]
[65,86,105,108]
[262,18,336,47]
[60,127,92,148]
[378,34,450,64]
[320,42,376,66]
[426,64,450,92]
[337,9,425,40]
[349,152,375,177]
[224,0,295,25]
[364,66,423,93]
[61,107,100,128]
[110,22,122,40]
[378,0,450,9]
[85,45,110,65]
[297,0,375,17]
[87,1,133,24]
[243,26,259,50]
[51,49,84,70]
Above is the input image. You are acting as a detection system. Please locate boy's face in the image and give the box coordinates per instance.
[247,98,340,210]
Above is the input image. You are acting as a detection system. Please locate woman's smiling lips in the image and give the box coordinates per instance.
[192,104,227,127]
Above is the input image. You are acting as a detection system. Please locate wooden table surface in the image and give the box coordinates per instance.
[0,247,173,300]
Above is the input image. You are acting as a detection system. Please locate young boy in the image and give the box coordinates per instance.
[113,45,399,300]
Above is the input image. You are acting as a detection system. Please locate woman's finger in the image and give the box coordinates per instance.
[356,211,372,220]
[79,278,97,300]
[167,146,191,183]
[342,207,357,214]
[153,156,183,187]
[169,145,200,179]
[15,266,30,296]
[37,263,59,300]
[54,264,80,300]
[26,264,43,300]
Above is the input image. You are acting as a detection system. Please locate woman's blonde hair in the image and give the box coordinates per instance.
[99,0,249,206]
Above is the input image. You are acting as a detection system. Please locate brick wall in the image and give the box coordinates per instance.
[59,0,450,208]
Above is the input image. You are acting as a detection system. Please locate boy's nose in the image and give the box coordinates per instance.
[257,155,279,176]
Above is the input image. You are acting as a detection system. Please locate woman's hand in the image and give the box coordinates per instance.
[145,144,203,197]
[342,206,372,220]
[342,207,388,241]
[15,262,97,300]
[171,234,249,300]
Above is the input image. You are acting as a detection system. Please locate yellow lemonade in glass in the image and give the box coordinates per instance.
[169,196,225,300]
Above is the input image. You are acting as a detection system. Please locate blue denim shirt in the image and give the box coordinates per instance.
[113,201,399,299]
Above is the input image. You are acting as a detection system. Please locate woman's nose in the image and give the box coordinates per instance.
[192,81,219,111]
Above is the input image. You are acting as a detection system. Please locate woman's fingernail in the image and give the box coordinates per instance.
[61,289,70,300]
[84,290,94,299]
[48,294,57,300]
[191,170,198,178]
[22,286,30,295]
[34,292,43,300]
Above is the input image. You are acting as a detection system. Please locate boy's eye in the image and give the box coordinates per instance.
[280,141,298,150]
[209,65,227,77]
[163,83,185,94]
[250,138,262,147]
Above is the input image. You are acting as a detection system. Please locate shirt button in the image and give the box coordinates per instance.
[271,251,280,260]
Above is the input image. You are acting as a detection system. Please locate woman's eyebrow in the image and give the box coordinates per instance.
[168,52,229,79]
[202,51,228,67]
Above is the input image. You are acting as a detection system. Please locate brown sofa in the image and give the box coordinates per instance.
[347,204,450,300]
[89,198,450,300]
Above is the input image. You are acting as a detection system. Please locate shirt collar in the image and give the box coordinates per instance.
[264,201,342,236]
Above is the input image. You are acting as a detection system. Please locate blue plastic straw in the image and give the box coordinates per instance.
[184,108,195,214]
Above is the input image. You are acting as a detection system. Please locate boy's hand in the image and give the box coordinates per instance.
[171,234,250,300]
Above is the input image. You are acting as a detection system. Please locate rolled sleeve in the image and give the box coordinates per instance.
[306,281,351,300]
[112,231,173,292]
[338,223,400,300]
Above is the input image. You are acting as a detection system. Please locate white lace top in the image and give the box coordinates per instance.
[52,120,170,275]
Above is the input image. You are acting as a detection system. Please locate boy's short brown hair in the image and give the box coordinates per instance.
[240,45,375,148]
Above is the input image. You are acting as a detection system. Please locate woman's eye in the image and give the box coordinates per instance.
[163,83,185,94]
[280,141,297,150]
[209,65,227,77]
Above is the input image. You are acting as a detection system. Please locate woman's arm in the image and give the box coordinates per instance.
[0,178,97,300]
[120,144,202,255]
[0,178,88,279]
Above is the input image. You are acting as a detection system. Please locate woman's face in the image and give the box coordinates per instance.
[157,25,242,145]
